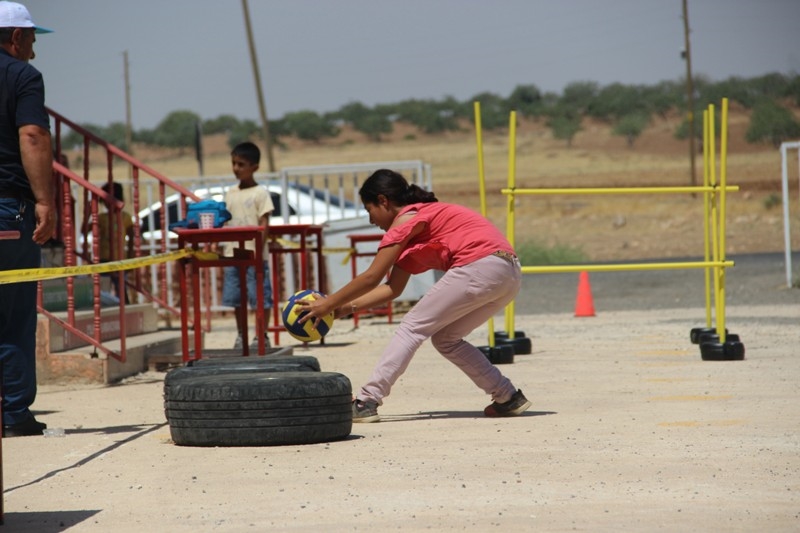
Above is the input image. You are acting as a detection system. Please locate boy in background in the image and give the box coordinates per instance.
[222,142,274,351]
[99,182,134,303]
[82,181,134,304]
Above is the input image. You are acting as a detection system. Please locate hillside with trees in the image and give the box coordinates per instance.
[55,72,800,264]
[62,72,800,156]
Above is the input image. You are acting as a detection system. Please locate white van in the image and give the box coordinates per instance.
[137,182,363,244]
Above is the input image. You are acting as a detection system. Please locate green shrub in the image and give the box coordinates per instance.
[763,193,781,210]
[515,240,587,265]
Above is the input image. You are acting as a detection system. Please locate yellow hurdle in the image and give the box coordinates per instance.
[476,98,735,351]
[709,104,722,341]
[717,98,730,342]
[702,109,712,328]
[505,111,517,339]
[501,186,737,195]
[473,101,497,347]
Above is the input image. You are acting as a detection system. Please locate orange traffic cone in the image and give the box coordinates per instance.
[574,271,596,317]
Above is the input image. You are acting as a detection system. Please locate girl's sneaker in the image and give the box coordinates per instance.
[484,389,531,417]
[352,399,380,423]
[248,334,271,354]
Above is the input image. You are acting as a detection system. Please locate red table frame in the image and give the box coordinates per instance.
[267,224,326,345]
[347,233,393,327]
[175,226,266,361]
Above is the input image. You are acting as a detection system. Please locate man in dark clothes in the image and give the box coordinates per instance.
[0,1,56,437]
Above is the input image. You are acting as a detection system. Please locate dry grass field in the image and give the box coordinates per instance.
[119,108,798,262]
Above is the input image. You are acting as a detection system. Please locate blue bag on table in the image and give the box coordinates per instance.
[168,199,232,230]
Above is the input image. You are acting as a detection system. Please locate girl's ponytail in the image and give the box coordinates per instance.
[406,183,437,204]
[360,169,438,206]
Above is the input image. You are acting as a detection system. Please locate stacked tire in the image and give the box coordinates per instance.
[689,327,745,361]
[164,356,352,447]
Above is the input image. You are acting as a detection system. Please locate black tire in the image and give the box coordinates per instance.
[690,327,727,344]
[187,355,320,371]
[498,336,532,355]
[166,355,320,388]
[494,330,526,341]
[697,332,740,345]
[185,346,294,360]
[163,357,323,422]
[700,341,746,361]
[478,345,515,365]
[165,371,352,447]
[166,359,317,384]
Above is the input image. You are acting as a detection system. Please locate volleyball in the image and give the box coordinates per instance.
[281,289,335,342]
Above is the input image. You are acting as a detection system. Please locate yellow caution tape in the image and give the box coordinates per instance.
[273,238,355,265]
[0,249,194,284]
[0,242,361,284]
[272,237,353,258]
[193,250,221,261]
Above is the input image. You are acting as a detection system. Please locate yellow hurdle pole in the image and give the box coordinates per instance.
[474,102,488,218]
[500,186,738,195]
[505,111,517,336]
[708,104,721,333]
[521,260,734,275]
[473,101,496,347]
[702,109,712,327]
[717,98,729,343]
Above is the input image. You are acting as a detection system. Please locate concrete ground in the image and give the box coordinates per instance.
[2,272,799,531]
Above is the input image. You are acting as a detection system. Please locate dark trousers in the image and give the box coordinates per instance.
[0,198,40,426]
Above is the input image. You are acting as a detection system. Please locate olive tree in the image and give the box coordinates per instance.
[745,100,800,148]
[612,112,650,148]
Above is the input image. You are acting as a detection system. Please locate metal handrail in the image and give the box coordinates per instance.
[43,108,202,361]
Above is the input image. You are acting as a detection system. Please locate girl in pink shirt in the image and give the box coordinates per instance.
[299,169,530,422]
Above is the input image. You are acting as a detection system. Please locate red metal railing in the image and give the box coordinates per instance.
[43,107,201,361]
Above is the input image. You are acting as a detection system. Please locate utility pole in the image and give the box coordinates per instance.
[123,50,134,184]
[682,0,696,188]
[195,120,204,177]
[241,0,276,172]
[123,50,133,155]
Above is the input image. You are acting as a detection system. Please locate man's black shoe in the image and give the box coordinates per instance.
[3,416,47,438]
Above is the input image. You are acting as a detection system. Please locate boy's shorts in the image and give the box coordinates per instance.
[222,264,273,309]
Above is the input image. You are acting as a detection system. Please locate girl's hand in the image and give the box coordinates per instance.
[333,304,352,320]
[295,292,333,327]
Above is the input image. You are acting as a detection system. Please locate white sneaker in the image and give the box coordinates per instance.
[249,334,271,354]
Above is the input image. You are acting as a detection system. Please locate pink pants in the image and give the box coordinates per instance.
[357,254,522,405]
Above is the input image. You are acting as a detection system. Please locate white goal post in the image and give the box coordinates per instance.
[781,140,800,287]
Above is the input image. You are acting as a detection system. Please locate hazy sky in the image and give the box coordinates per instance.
[23,0,800,129]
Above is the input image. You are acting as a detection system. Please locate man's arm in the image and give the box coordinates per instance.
[19,123,56,244]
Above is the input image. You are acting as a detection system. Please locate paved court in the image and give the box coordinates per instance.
[2,287,797,531]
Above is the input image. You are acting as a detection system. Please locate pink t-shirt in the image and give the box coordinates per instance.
[378,202,514,274]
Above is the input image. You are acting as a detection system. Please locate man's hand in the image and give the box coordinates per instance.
[32,201,56,244]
